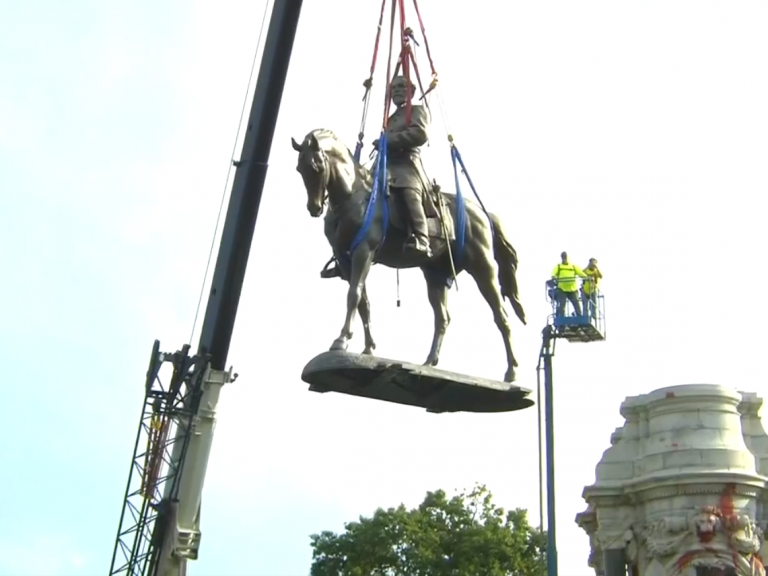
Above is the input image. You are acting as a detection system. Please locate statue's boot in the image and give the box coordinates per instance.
[401,188,432,258]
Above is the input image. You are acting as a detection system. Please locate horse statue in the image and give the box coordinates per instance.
[291,129,527,382]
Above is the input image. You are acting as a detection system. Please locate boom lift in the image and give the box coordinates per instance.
[538,283,607,576]
[108,1,304,574]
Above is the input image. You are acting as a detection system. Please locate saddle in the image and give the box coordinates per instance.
[385,181,456,242]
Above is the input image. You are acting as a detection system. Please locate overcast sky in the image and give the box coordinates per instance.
[2,0,767,574]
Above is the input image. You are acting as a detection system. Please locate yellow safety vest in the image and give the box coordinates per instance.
[583,268,601,295]
[551,263,584,293]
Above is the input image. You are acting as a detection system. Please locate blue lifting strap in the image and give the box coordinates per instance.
[450,143,493,267]
[348,131,389,258]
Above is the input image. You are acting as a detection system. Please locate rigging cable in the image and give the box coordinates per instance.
[410,0,438,95]
[188,0,272,346]
[402,28,430,116]
[354,0,388,162]
[382,0,398,129]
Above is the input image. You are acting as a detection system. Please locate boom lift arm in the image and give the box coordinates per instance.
[109,1,304,574]
[537,286,607,576]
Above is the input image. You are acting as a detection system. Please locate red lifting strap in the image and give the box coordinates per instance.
[359,0,439,129]
[410,0,438,98]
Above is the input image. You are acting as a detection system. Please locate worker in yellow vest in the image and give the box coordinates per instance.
[551,251,587,317]
[582,257,602,319]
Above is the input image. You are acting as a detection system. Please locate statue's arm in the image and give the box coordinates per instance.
[387,106,429,149]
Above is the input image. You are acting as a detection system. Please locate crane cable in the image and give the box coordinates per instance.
[354,0,388,163]
[188,0,272,346]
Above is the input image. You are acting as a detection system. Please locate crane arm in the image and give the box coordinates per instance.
[110,2,304,575]
[196,0,305,371]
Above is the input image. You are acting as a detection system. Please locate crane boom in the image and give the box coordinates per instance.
[196,0,304,371]
[110,1,304,574]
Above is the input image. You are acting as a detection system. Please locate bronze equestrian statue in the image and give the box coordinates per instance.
[291,77,527,383]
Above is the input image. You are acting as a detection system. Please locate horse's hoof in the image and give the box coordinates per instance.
[330,339,348,352]
[504,368,516,383]
[362,347,374,356]
[423,356,439,367]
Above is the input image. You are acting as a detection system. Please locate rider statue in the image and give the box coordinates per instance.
[321,75,433,280]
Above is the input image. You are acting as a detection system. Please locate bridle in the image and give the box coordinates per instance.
[298,145,330,212]
[298,134,370,216]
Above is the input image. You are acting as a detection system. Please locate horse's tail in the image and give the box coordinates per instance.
[489,213,527,326]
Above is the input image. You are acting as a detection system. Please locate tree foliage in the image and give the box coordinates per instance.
[309,484,546,576]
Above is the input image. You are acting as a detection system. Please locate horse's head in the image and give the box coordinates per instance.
[292,131,329,218]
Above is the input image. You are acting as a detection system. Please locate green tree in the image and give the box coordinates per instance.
[309,484,546,576]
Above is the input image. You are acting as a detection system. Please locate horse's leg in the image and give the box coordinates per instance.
[359,285,376,355]
[466,249,518,383]
[422,269,450,367]
[330,246,375,352]
[334,256,376,355]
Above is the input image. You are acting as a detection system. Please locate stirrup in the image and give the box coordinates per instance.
[320,266,342,279]
[320,257,343,279]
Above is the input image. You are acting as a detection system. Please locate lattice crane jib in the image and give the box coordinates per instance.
[110,344,228,576]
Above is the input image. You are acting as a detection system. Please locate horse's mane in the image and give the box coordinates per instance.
[310,128,373,189]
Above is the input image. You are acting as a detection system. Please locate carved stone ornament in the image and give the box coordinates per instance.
[643,507,765,575]
[644,515,692,559]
